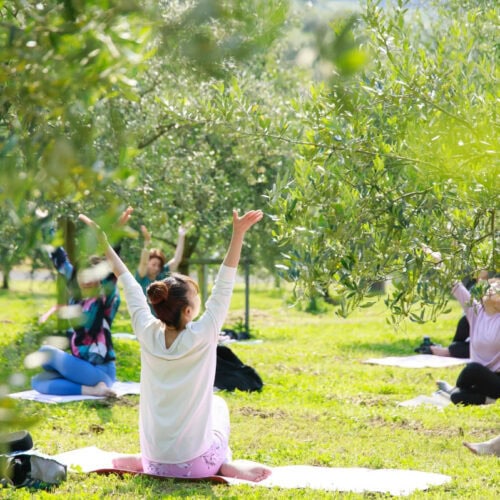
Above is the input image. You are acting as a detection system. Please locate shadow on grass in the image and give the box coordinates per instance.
[85,400,117,424]
[342,338,418,356]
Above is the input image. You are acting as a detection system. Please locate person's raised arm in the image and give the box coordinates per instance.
[137,225,151,278]
[111,206,134,255]
[166,225,187,272]
[117,206,134,227]
[78,214,129,278]
[223,210,263,269]
[196,210,263,340]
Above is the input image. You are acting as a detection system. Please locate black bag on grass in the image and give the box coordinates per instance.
[215,345,263,392]
[0,431,66,490]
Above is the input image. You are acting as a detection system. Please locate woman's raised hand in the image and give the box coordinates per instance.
[118,206,134,226]
[232,210,264,235]
[140,225,152,245]
[78,213,97,229]
[79,214,129,277]
[78,214,108,246]
[422,244,442,264]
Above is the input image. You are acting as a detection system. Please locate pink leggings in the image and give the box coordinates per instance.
[141,395,232,478]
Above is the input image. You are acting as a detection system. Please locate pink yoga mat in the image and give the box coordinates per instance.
[95,455,227,481]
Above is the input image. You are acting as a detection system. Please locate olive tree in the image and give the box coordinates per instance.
[0,0,292,267]
[268,0,499,322]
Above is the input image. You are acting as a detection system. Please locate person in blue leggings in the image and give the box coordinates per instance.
[31,344,116,397]
[31,208,133,397]
[31,255,119,397]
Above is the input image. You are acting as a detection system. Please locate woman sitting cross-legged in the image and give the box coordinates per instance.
[31,255,119,398]
[31,208,133,397]
[79,209,272,482]
[435,276,500,405]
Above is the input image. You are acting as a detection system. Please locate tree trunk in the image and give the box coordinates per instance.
[2,269,9,290]
[491,208,496,271]
[370,281,386,293]
[178,260,189,276]
[178,233,200,276]
[62,217,77,266]
[54,217,76,332]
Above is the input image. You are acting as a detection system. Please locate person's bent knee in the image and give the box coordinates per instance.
[31,375,49,394]
[451,390,486,406]
[465,361,483,371]
[37,344,62,368]
[457,362,484,386]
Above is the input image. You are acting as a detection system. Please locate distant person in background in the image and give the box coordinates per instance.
[135,224,187,295]
[31,208,133,397]
[32,252,119,397]
[421,246,500,405]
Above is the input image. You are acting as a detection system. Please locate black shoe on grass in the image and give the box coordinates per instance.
[414,336,435,354]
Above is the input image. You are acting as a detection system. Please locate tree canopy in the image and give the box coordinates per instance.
[268,0,499,321]
[1,0,497,319]
[0,0,291,274]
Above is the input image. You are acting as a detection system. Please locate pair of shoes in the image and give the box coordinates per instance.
[414,344,433,354]
[414,336,435,354]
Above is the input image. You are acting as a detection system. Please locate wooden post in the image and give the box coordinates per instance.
[244,258,250,335]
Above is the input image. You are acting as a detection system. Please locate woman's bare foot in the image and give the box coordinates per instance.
[219,460,272,482]
[463,435,500,457]
[112,455,143,472]
[82,381,116,397]
[463,441,482,455]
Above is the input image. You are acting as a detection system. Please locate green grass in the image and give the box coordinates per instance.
[1,278,499,498]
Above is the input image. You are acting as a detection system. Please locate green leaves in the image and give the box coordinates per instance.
[1,0,496,323]
[158,0,289,78]
[0,0,295,281]
[0,0,156,222]
[269,0,498,323]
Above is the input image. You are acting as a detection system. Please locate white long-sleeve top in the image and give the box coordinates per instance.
[118,265,236,463]
[452,283,500,372]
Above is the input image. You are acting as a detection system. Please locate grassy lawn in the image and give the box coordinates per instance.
[1,276,498,498]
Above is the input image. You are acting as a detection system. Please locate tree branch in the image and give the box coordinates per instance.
[137,122,177,149]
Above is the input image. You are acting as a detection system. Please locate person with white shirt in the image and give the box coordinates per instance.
[79,210,271,482]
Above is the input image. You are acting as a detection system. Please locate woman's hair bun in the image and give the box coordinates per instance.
[147,281,169,305]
